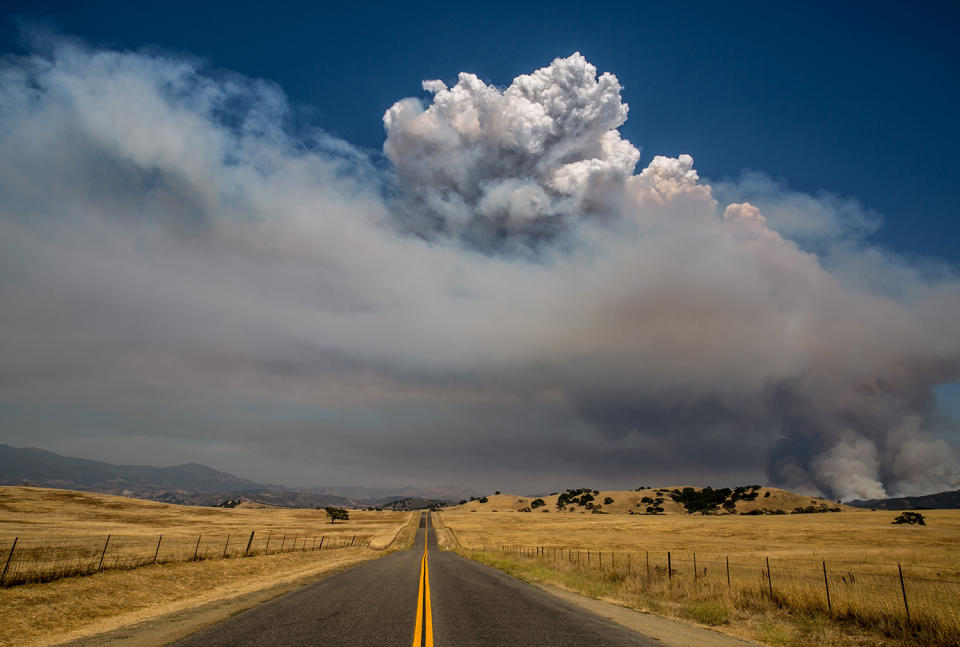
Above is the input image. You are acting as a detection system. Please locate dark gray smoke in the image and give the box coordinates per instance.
[1,41,958,497]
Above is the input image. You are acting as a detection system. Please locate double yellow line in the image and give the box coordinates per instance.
[412,513,434,647]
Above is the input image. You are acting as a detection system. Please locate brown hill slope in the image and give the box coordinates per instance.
[450,486,859,515]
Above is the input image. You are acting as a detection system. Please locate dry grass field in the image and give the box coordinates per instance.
[0,486,413,585]
[0,486,409,546]
[439,493,960,647]
[0,487,416,646]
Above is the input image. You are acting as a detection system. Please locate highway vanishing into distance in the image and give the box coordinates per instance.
[170,512,664,646]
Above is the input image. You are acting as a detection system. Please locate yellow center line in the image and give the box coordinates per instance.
[412,513,434,647]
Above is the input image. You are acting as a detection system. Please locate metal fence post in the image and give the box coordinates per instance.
[667,551,672,579]
[693,553,698,581]
[898,563,911,626]
[98,535,111,572]
[822,560,832,614]
[223,534,230,558]
[154,534,163,564]
[244,531,255,555]
[193,535,202,561]
[0,537,18,584]
[726,556,731,589]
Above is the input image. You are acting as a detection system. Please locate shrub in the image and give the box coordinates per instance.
[530,498,546,509]
[603,497,614,505]
[684,600,731,626]
[670,487,732,514]
[892,511,926,525]
[477,496,488,504]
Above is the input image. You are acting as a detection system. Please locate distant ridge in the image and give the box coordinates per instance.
[0,444,262,493]
[0,444,455,509]
[846,489,960,510]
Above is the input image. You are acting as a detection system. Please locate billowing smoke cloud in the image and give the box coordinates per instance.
[1,40,958,498]
[383,53,639,247]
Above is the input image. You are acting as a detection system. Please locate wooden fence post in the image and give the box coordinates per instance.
[0,537,18,584]
[265,532,273,554]
[223,535,230,558]
[244,531,255,555]
[766,557,774,599]
[693,553,698,581]
[319,536,325,550]
[279,535,286,552]
[193,535,202,561]
[98,535,111,572]
[154,534,163,564]
[822,560,832,614]
[667,551,672,579]
[898,563,911,626]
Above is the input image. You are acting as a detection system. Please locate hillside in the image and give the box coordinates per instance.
[0,444,455,509]
[449,486,859,515]
[846,489,960,510]
[0,444,263,494]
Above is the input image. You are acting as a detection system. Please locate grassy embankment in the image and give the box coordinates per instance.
[439,490,960,647]
[0,487,416,647]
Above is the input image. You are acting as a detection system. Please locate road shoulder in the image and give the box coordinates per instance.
[50,552,378,647]
[530,581,760,647]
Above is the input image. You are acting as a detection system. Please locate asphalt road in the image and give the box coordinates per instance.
[169,513,662,646]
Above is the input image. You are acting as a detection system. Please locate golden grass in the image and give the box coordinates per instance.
[439,507,960,647]
[0,487,417,646]
[0,487,408,546]
[451,487,859,516]
[0,486,412,586]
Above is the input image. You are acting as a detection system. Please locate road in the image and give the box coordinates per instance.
[169,512,663,646]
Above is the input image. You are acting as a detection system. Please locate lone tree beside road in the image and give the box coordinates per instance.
[324,506,349,523]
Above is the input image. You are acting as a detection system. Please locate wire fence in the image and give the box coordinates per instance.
[480,544,959,643]
[0,531,373,587]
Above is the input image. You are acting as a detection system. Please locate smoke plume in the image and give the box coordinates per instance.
[0,41,958,497]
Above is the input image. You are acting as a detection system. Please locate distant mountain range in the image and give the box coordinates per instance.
[0,444,471,509]
[846,489,960,510]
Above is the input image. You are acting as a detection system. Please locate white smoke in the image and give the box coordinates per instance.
[383,53,639,243]
[1,42,958,496]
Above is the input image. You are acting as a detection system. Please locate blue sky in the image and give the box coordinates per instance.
[1,2,958,496]
[4,1,958,259]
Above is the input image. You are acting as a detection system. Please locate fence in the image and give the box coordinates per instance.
[479,545,960,643]
[0,531,373,587]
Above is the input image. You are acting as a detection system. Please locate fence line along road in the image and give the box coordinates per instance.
[0,531,373,587]
[480,544,959,640]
